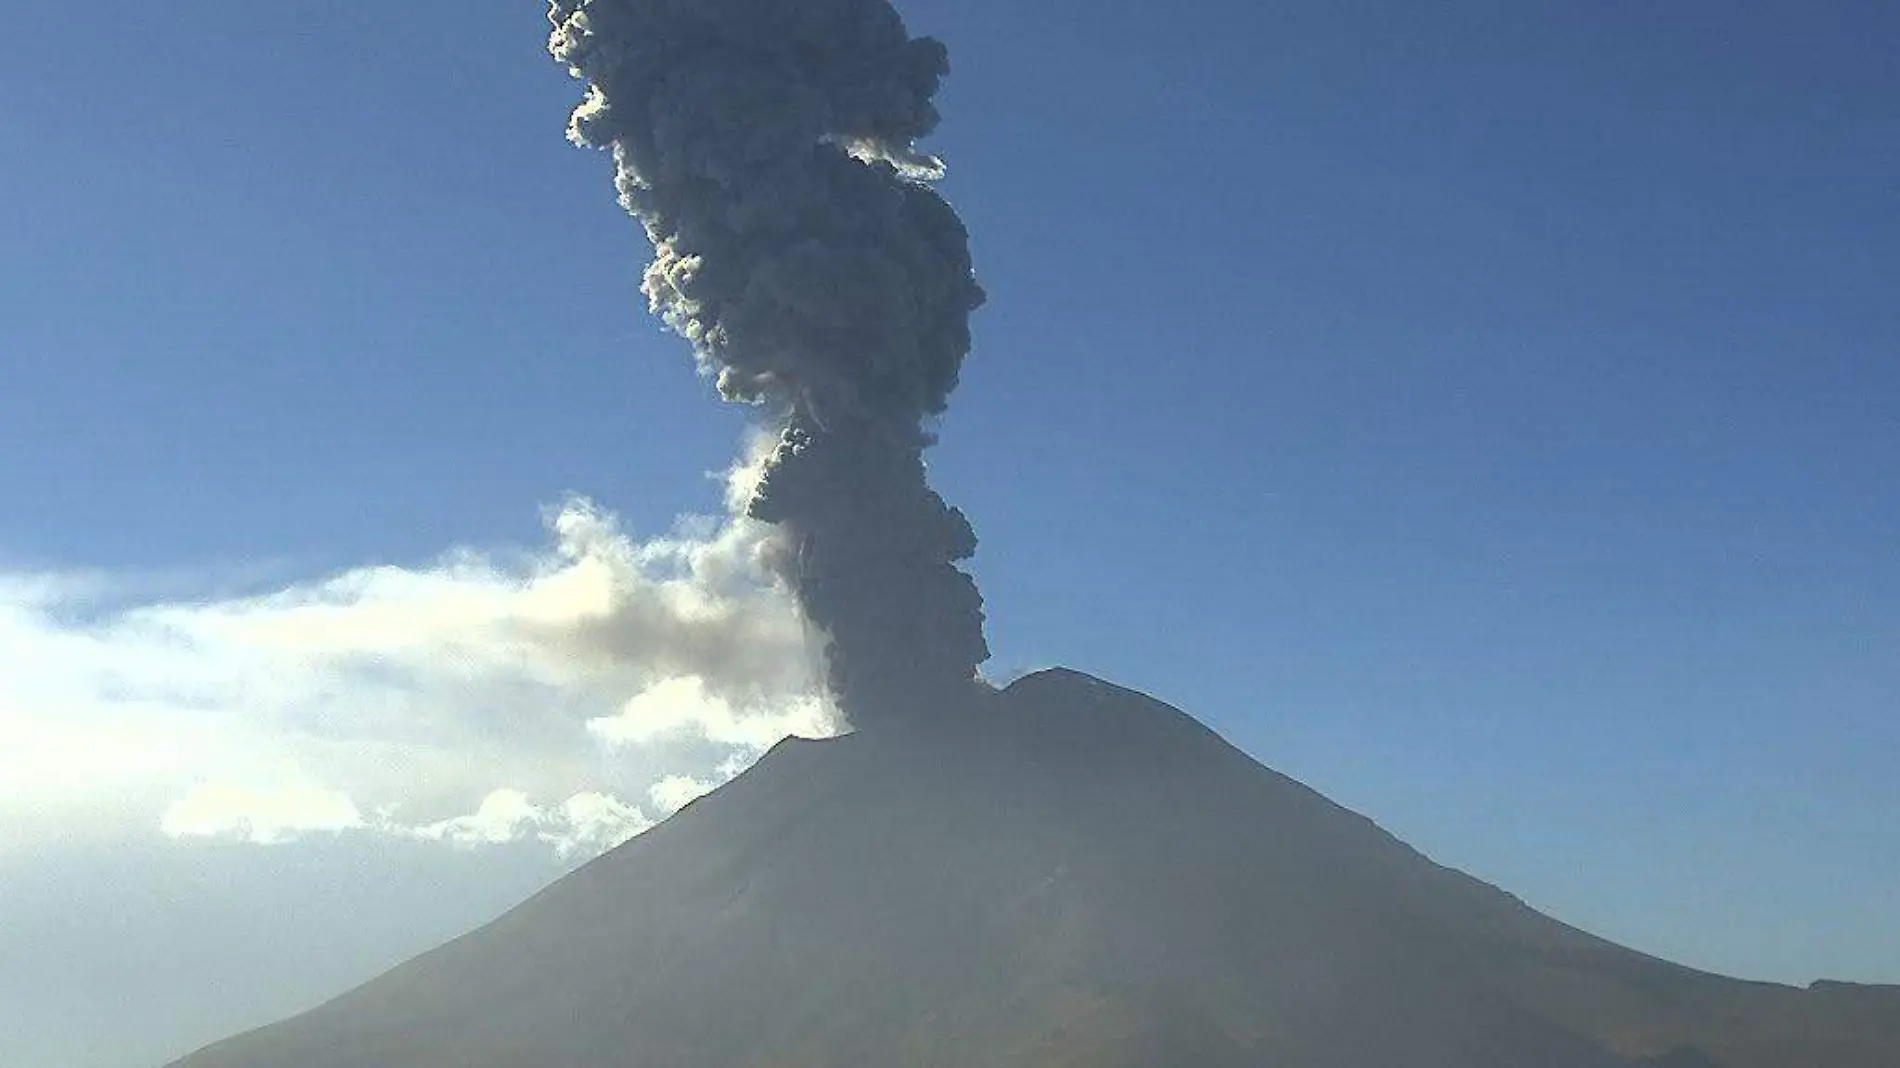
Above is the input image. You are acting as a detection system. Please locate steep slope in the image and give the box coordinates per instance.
[173,669,1899,1068]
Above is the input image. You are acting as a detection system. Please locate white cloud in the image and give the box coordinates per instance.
[648,774,716,814]
[545,791,654,857]
[161,783,365,845]
[0,497,839,857]
[410,789,547,847]
[588,674,834,749]
[409,789,652,859]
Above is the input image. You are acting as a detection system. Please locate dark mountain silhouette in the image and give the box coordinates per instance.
[171,668,1900,1068]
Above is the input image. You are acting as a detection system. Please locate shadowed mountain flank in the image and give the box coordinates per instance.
[171,669,1900,1068]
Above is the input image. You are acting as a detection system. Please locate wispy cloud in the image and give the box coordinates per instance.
[405,788,653,859]
[160,783,367,845]
[0,494,837,856]
[648,774,718,815]
[587,674,832,749]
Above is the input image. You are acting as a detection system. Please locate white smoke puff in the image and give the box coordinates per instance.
[828,134,947,180]
[722,429,782,515]
[522,497,822,705]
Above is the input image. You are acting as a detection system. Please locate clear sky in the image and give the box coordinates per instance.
[3,3,1896,1066]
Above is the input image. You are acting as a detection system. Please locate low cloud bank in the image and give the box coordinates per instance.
[0,496,836,857]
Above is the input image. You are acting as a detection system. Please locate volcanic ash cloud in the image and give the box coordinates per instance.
[549,0,990,726]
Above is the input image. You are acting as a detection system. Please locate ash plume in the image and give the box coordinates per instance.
[548,0,989,725]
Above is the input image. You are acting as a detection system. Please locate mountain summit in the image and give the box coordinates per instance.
[172,669,1899,1067]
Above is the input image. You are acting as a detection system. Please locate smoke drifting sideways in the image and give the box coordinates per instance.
[548,0,990,727]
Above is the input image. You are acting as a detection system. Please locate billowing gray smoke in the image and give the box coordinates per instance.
[548,0,988,726]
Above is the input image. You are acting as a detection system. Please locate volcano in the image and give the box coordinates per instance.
[170,669,1898,1067]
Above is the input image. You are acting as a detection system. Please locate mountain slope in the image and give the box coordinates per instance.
[172,668,1900,1068]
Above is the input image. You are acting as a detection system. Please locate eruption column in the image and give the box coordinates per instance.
[549,0,989,725]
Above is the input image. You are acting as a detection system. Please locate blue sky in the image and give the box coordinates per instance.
[1,3,1896,1062]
